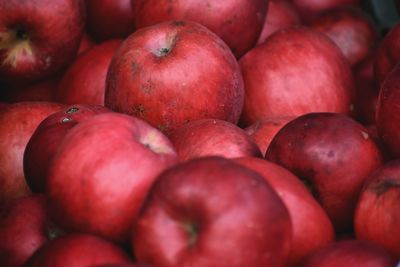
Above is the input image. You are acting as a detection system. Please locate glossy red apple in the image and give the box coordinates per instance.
[376,62,400,157]
[23,104,111,193]
[299,239,397,267]
[133,156,292,267]
[265,112,383,232]
[85,0,135,42]
[169,119,262,161]
[239,26,355,126]
[0,194,61,267]
[244,116,294,155]
[234,157,335,266]
[0,0,86,85]
[256,0,301,45]
[47,112,179,243]
[78,33,96,55]
[309,6,379,67]
[55,39,122,105]
[0,102,64,204]
[374,23,400,84]
[291,0,360,23]
[354,159,400,258]
[132,0,269,58]
[105,20,244,134]
[24,234,131,267]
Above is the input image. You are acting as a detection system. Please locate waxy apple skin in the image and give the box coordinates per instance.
[132,0,268,58]
[105,20,244,134]
[0,0,86,85]
[46,113,179,243]
[133,156,292,267]
[266,112,383,233]
[354,159,400,258]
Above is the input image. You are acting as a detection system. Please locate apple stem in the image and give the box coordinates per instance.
[182,222,198,248]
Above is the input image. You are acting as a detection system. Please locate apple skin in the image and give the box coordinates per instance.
[298,239,397,267]
[374,23,400,84]
[234,157,335,266]
[0,0,86,85]
[309,6,379,67]
[291,0,360,23]
[0,194,62,267]
[239,26,355,126]
[131,0,268,58]
[85,0,135,42]
[47,112,179,243]
[265,112,383,233]
[376,62,400,158]
[256,0,301,45]
[244,116,294,155]
[24,234,131,267]
[105,20,244,134]
[93,265,149,267]
[132,156,292,267]
[78,33,96,55]
[23,104,111,193]
[354,159,400,258]
[0,102,64,205]
[168,119,262,161]
[55,40,122,105]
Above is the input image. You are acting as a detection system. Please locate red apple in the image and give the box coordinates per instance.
[0,101,64,204]
[85,0,135,42]
[265,112,383,232]
[0,194,61,267]
[0,0,86,85]
[239,26,355,126]
[376,62,400,157]
[93,265,149,267]
[354,159,400,258]
[24,234,131,267]
[105,20,244,134]
[132,0,269,58]
[78,33,96,55]
[55,39,122,105]
[133,156,292,267]
[291,0,360,23]
[47,112,179,243]
[309,6,379,67]
[256,0,301,45]
[234,157,335,266]
[168,119,262,161]
[23,104,111,193]
[244,116,294,155]
[299,239,397,267]
[374,23,400,84]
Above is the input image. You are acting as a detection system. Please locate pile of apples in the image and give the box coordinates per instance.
[1,0,400,266]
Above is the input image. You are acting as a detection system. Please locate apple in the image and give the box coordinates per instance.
[244,116,294,155]
[291,0,360,23]
[105,20,244,134]
[23,104,111,193]
[132,156,292,267]
[78,33,96,55]
[131,0,269,58]
[298,239,397,267]
[354,159,400,258]
[24,234,131,267]
[234,157,335,266]
[256,0,301,45]
[0,0,86,85]
[265,112,383,233]
[55,39,122,105]
[168,119,262,161]
[46,112,179,243]
[376,62,400,157]
[309,6,379,67]
[0,194,62,267]
[374,23,400,84]
[85,0,135,42]
[93,265,149,267]
[0,101,64,204]
[239,26,355,126]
